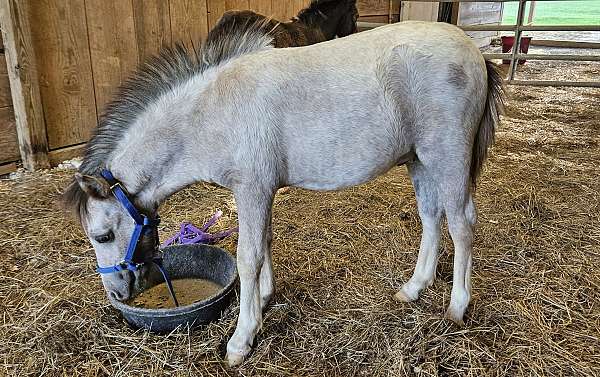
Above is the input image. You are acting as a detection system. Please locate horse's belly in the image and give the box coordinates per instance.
[285,128,406,191]
[289,160,396,191]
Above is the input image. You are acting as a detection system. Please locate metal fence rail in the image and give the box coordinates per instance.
[357,0,600,87]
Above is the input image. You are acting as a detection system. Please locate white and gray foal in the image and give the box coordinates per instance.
[63,20,504,366]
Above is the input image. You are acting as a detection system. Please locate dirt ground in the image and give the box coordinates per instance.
[0,57,599,376]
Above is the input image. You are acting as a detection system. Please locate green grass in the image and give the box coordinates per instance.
[502,1,600,25]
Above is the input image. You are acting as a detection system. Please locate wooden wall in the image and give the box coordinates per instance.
[400,2,439,22]
[0,28,18,174]
[29,0,210,152]
[0,0,400,172]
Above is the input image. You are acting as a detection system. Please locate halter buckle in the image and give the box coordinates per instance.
[109,181,124,192]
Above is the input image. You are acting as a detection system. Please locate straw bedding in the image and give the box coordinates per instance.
[0,60,598,376]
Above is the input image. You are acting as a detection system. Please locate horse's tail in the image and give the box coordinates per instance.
[470,60,505,187]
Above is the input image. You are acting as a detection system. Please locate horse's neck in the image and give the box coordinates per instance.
[108,74,220,212]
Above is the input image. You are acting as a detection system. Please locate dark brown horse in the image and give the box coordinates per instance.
[211,0,359,48]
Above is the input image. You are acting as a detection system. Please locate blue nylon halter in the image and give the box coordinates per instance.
[97,169,161,274]
[97,169,179,307]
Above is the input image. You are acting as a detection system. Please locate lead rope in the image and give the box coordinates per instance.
[153,258,180,307]
[155,210,238,308]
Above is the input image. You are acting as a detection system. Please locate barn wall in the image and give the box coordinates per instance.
[0,29,18,174]
[400,2,439,21]
[2,0,400,169]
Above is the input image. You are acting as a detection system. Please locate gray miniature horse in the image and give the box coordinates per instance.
[63,20,504,366]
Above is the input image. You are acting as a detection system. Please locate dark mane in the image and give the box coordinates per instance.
[63,18,274,220]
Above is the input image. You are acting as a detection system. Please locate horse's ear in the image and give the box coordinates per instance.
[74,173,110,199]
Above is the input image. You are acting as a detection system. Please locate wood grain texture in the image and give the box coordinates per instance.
[358,14,399,26]
[270,0,289,20]
[0,53,7,75]
[133,0,172,59]
[358,0,400,17]
[0,0,49,170]
[48,143,85,166]
[170,0,209,49]
[248,0,271,16]
[400,2,439,21]
[208,0,310,27]
[85,1,139,115]
[0,106,18,163]
[0,161,16,175]
[0,54,11,107]
[28,0,97,150]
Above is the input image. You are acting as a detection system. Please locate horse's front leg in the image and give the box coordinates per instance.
[226,188,274,366]
[259,222,274,310]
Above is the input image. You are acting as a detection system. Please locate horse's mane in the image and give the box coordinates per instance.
[63,17,274,219]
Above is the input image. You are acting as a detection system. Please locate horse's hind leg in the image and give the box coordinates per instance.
[443,188,476,326]
[434,158,476,325]
[394,159,443,302]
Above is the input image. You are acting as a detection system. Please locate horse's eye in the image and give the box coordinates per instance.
[95,231,114,244]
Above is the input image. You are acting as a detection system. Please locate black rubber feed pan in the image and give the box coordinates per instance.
[109,244,237,333]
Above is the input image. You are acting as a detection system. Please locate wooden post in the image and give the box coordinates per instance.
[0,0,49,170]
[451,2,460,25]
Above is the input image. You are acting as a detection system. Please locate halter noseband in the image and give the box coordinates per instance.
[96,169,161,274]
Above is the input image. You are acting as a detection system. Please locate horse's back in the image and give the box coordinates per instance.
[217,22,489,190]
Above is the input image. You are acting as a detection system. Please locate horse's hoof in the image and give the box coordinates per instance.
[444,309,465,327]
[226,351,246,367]
[393,289,416,303]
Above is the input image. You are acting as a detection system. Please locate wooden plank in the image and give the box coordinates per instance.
[0,106,18,163]
[132,0,172,60]
[358,14,399,28]
[170,0,209,49]
[85,1,139,115]
[400,2,438,21]
[451,2,460,25]
[208,0,309,27]
[28,0,97,151]
[0,0,50,170]
[48,143,85,166]
[0,55,11,107]
[0,162,17,175]
[248,0,272,16]
[0,53,7,75]
[207,0,227,28]
[358,0,400,17]
[270,0,289,20]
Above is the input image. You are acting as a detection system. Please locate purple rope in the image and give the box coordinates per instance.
[161,210,238,248]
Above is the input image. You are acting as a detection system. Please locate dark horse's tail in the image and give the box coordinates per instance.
[470,60,506,186]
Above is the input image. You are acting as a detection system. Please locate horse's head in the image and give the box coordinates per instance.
[63,172,159,301]
[333,0,359,38]
[297,0,359,40]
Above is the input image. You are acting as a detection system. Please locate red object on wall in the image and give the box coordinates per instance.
[501,36,532,65]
